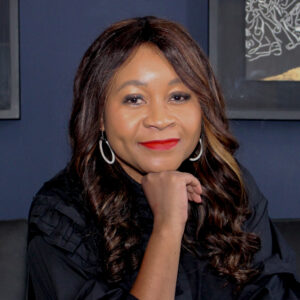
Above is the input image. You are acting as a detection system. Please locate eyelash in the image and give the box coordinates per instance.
[123,93,191,105]
[123,95,144,105]
[170,93,191,103]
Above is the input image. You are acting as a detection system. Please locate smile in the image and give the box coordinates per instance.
[139,139,180,150]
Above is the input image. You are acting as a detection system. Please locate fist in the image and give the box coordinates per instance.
[141,171,202,233]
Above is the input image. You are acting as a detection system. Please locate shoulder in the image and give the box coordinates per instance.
[33,164,84,205]
[28,165,100,271]
[238,163,271,235]
[29,165,87,231]
[238,163,267,210]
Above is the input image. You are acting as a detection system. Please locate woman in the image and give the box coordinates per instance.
[27,16,300,299]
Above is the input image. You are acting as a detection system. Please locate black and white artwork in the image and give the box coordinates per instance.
[0,0,20,119]
[209,0,300,119]
[245,0,300,81]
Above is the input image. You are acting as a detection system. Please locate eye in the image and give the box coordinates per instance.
[123,94,144,105]
[170,93,191,103]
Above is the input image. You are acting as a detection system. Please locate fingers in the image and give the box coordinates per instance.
[186,185,201,195]
[184,173,202,203]
[183,173,202,191]
[187,191,202,203]
[142,171,202,204]
[183,173,202,192]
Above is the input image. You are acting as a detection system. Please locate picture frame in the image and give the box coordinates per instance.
[209,0,300,120]
[0,0,20,119]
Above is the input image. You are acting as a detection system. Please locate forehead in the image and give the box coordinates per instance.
[111,43,178,83]
[122,43,169,66]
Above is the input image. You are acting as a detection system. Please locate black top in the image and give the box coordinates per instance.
[27,164,300,299]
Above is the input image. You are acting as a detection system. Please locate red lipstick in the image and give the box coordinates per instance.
[139,139,179,150]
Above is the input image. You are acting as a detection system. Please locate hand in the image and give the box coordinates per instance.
[141,171,202,235]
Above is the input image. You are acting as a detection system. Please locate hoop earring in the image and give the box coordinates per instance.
[189,138,203,162]
[99,132,115,165]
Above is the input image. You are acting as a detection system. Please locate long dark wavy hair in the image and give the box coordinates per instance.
[69,16,261,288]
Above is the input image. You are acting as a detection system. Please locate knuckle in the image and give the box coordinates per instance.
[158,171,167,180]
[169,173,179,184]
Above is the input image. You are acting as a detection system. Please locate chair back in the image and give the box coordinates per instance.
[0,219,28,300]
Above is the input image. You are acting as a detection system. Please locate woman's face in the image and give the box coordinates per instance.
[102,44,202,183]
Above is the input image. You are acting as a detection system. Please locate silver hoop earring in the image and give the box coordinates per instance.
[189,138,203,162]
[99,132,115,165]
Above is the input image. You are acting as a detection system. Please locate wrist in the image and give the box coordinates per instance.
[152,222,185,241]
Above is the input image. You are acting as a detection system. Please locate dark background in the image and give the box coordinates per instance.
[0,0,299,220]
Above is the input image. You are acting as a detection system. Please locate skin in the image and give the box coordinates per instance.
[102,43,202,184]
[102,43,203,299]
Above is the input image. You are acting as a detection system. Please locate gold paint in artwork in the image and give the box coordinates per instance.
[262,67,300,81]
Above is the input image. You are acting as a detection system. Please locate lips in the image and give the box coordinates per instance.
[139,139,180,150]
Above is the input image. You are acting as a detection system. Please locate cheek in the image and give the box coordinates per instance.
[181,109,202,137]
[104,106,140,146]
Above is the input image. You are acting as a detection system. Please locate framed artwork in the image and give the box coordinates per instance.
[209,0,300,119]
[0,0,20,119]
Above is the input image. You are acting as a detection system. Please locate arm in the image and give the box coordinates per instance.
[28,236,138,300]
[28,171,201,300]
[130,227,182,300]
[130,171,202,300]
[28,193,139,300]
[238,167,300,300]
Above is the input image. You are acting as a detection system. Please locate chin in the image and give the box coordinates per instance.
[143,160,182,173]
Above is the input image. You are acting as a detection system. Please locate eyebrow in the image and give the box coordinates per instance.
[168,78,182,85]
[117,80,146,92]
[116,78,182,92]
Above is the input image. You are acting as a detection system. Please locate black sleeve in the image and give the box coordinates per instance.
[28,236,138,300]
[238,167,300,300]
[27,187,139,300]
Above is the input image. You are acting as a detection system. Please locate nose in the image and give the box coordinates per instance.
[143,100,175,130]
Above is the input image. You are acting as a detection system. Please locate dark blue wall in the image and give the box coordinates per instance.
[0,0,299,219]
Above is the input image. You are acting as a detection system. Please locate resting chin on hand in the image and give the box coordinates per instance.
[130,171,202,300]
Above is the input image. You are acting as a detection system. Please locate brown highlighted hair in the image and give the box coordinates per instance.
[69,16,260,287]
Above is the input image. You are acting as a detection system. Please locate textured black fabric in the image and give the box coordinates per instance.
[273,219,300,275]
[27,165,300,299]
